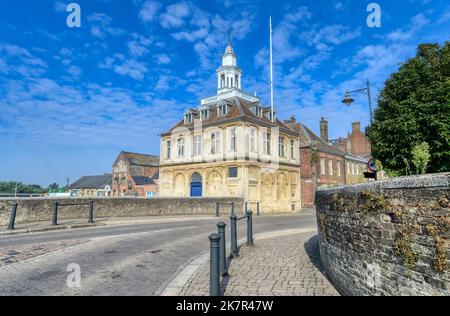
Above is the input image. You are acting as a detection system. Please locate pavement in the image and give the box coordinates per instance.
[0,210,320,296]
[179,231,340,296]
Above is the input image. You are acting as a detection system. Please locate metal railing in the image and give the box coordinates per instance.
[6,200,95,230]
[215,201,236,217]
[245,202,261,216]
[209,209,254,296]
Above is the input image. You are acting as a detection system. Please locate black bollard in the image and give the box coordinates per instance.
[217,222,228,277]
[216,202,220,217]
[209,233,221,296]
[257,202,260,216]
[246,210,254,246]
[88,201,94,223]
[230,214,238,258]
[7,203,18,230]
[52,202,59,226]
[231,202,235,215]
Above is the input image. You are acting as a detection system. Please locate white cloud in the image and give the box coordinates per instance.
[155,54,171,65]
[139,0,162,23]
[160,2,190,29]
[87,13,125,38]
[99,55,148,80]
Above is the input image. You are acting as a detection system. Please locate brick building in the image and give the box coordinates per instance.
[286,117,369,208]
[286,117,346,208]
[112,151,159,197]
[330,121,372,159]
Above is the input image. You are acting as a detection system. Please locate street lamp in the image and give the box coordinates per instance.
[342,79,373,124]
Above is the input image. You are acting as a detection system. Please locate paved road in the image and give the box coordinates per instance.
[0,211,317,296]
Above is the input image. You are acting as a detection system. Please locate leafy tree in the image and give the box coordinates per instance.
[411,141,431,174]
[0,181,46,194]
[368,42,450,175]
[47,183,60,191]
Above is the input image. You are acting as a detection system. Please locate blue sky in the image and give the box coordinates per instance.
[0,0,449,186]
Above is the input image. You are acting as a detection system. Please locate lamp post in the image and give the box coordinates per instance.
[342,79,373,124]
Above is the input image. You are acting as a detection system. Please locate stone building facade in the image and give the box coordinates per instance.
[112,151,159,197]
[159,41,301,213]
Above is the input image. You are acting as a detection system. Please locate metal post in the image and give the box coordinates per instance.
[245,202,248,213]
[52,202,59,226]
[246,210,254,246]
[209,233,221,296]
[88,200,94,223]
[367,79,373,124]
[230,214,238,258]
[257,202,260,216]
[216,202,220,217]
[7,203,18,230]
[231,202,235,215]
[217,222,228,277]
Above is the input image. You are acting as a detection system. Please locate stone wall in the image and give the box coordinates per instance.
[316,173,449,296]
[0,197,244,225]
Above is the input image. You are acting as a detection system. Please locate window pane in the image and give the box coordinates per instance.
[228,167,238,178]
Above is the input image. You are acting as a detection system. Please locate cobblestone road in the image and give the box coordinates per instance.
[180,232,340,296]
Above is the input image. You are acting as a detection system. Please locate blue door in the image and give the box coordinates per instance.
[190,173,202,197]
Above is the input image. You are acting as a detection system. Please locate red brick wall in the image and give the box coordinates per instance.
[300,148,345,208]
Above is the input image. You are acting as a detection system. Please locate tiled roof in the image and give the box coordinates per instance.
[131,176,156,186]
[163,97,298,136]
[69,174,112,189]
[120,151,159,167]
[286,121,346,157]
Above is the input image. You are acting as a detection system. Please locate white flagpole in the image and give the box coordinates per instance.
[270,16,274,123]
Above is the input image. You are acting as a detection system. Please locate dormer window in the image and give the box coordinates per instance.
[218,101,228,116]
[200,108,209,120]
[250,105,262,117]
[184,113,193,124]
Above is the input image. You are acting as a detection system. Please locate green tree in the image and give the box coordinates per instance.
[368,42,450,175]
[411,141,431,174]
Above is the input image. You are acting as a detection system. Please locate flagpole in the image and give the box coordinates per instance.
[270,16,274,123]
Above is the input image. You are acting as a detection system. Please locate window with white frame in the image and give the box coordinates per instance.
[337,161,341,177]
[356,164,360,175]
[328,159,333,176]
[200,108,209,120]
[249,128,256,153]
[218,103,228,116]
[290,140,295,159]
[166,140,171,159]
[263,132,271,155]
[211,131,220,154]
[278,136,285,157]
[352,163,355,175]
[193,135,202,156]
[347,162,350,174]
[177,138,185,157]
[184,113,193,124]
[229,128,237,151]
[320,158,326,175]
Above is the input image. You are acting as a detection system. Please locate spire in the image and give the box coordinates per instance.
[217,31,241,93]
[224,30,235,55]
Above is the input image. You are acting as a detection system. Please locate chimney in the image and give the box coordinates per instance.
[320,117,329,142]
[352,121,361,133]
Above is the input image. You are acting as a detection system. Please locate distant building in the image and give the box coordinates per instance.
[112,151,159,197]
[330,121,372,159]
[286,116,369,208]
[68,174,112,197]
